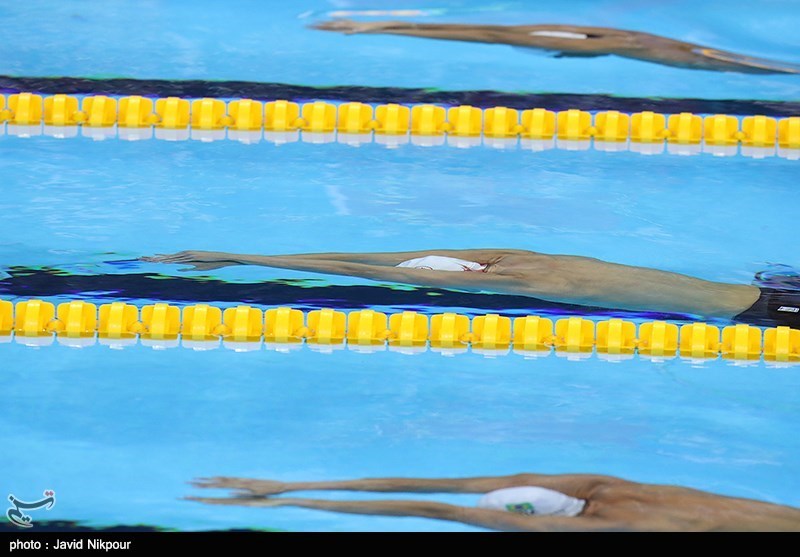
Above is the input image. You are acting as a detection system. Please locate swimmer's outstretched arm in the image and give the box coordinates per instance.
[142,251,523,292]
[142,249,760,316]
[142,249,520,268]
[185,495,618,532]
[191,473,616,499]
[313,19,535,46]
[312,19,800,74]
[266,249,519,265]
[188,475,800,531]
[231,248,526,266]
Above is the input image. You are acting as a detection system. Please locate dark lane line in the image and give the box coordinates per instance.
[2,75,799,116]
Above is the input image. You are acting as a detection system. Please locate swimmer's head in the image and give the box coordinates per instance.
[478,486,586,517]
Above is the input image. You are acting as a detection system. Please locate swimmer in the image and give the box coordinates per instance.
[312,20,800,75]
[187,472,800,532]
[141,249,800,327]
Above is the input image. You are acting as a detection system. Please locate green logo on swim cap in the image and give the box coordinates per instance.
[506,502,535,515]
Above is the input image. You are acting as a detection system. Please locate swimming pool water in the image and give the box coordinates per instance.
[1,133,798,531]
[2,330,799,531]
[2,0,800,101]
[1,0,799,533]
[0,136,796,285]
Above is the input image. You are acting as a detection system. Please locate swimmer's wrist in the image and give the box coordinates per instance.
[228,254,281,267]
[228,254,263,266]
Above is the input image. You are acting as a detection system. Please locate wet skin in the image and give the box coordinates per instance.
[312,20,800,74]
[187,472,800,532]
[142,249,760,319]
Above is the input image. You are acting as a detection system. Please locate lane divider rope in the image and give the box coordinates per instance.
[1,93,799,158]
[1,299,798,362]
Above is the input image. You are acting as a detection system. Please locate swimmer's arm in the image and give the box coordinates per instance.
[144,249,530,268]
[313,20,551,47]
[250,249,531,266]
[315,21,628,53]
[187,496,621,532]
[227,255,520,291]
[193,473,619,499]
[313,20,800,75]
[144,251,524,290]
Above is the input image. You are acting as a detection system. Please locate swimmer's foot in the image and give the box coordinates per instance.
[191,477,289,496]
[310,18,404,35]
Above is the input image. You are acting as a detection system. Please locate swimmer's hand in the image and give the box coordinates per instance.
[191,477,289,496]
[310,18,401,35]
[184,496,288,507]
[140,250,238,271]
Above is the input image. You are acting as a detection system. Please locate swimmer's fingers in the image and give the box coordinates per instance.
[191,476,240,489]
[139,252,194,263]
[140,256,191,264]
[310,19,395,35]
[310,19,360,32]
[161,252,201,262]
[143,251,217,264]
[191,477,287,495]
[184,496,287,508]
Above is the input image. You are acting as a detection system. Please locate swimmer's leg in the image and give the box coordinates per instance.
[185,495,620,532]
[192,473,618,498]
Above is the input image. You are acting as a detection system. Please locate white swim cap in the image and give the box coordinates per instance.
[396,255,486,272]
[477,486,586,517]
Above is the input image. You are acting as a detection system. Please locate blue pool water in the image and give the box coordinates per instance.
[1,134,798,531]
[1,0,799,533]
[3,342,799,531]
[2,0,800,101]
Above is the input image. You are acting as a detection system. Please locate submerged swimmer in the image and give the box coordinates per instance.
[312,19,800,75]
[187,472,800,532]
[142,249,800,328]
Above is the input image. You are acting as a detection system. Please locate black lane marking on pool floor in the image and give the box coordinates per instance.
[0,267,701,324]
[2,75,799,117]
[0,519,282,533]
